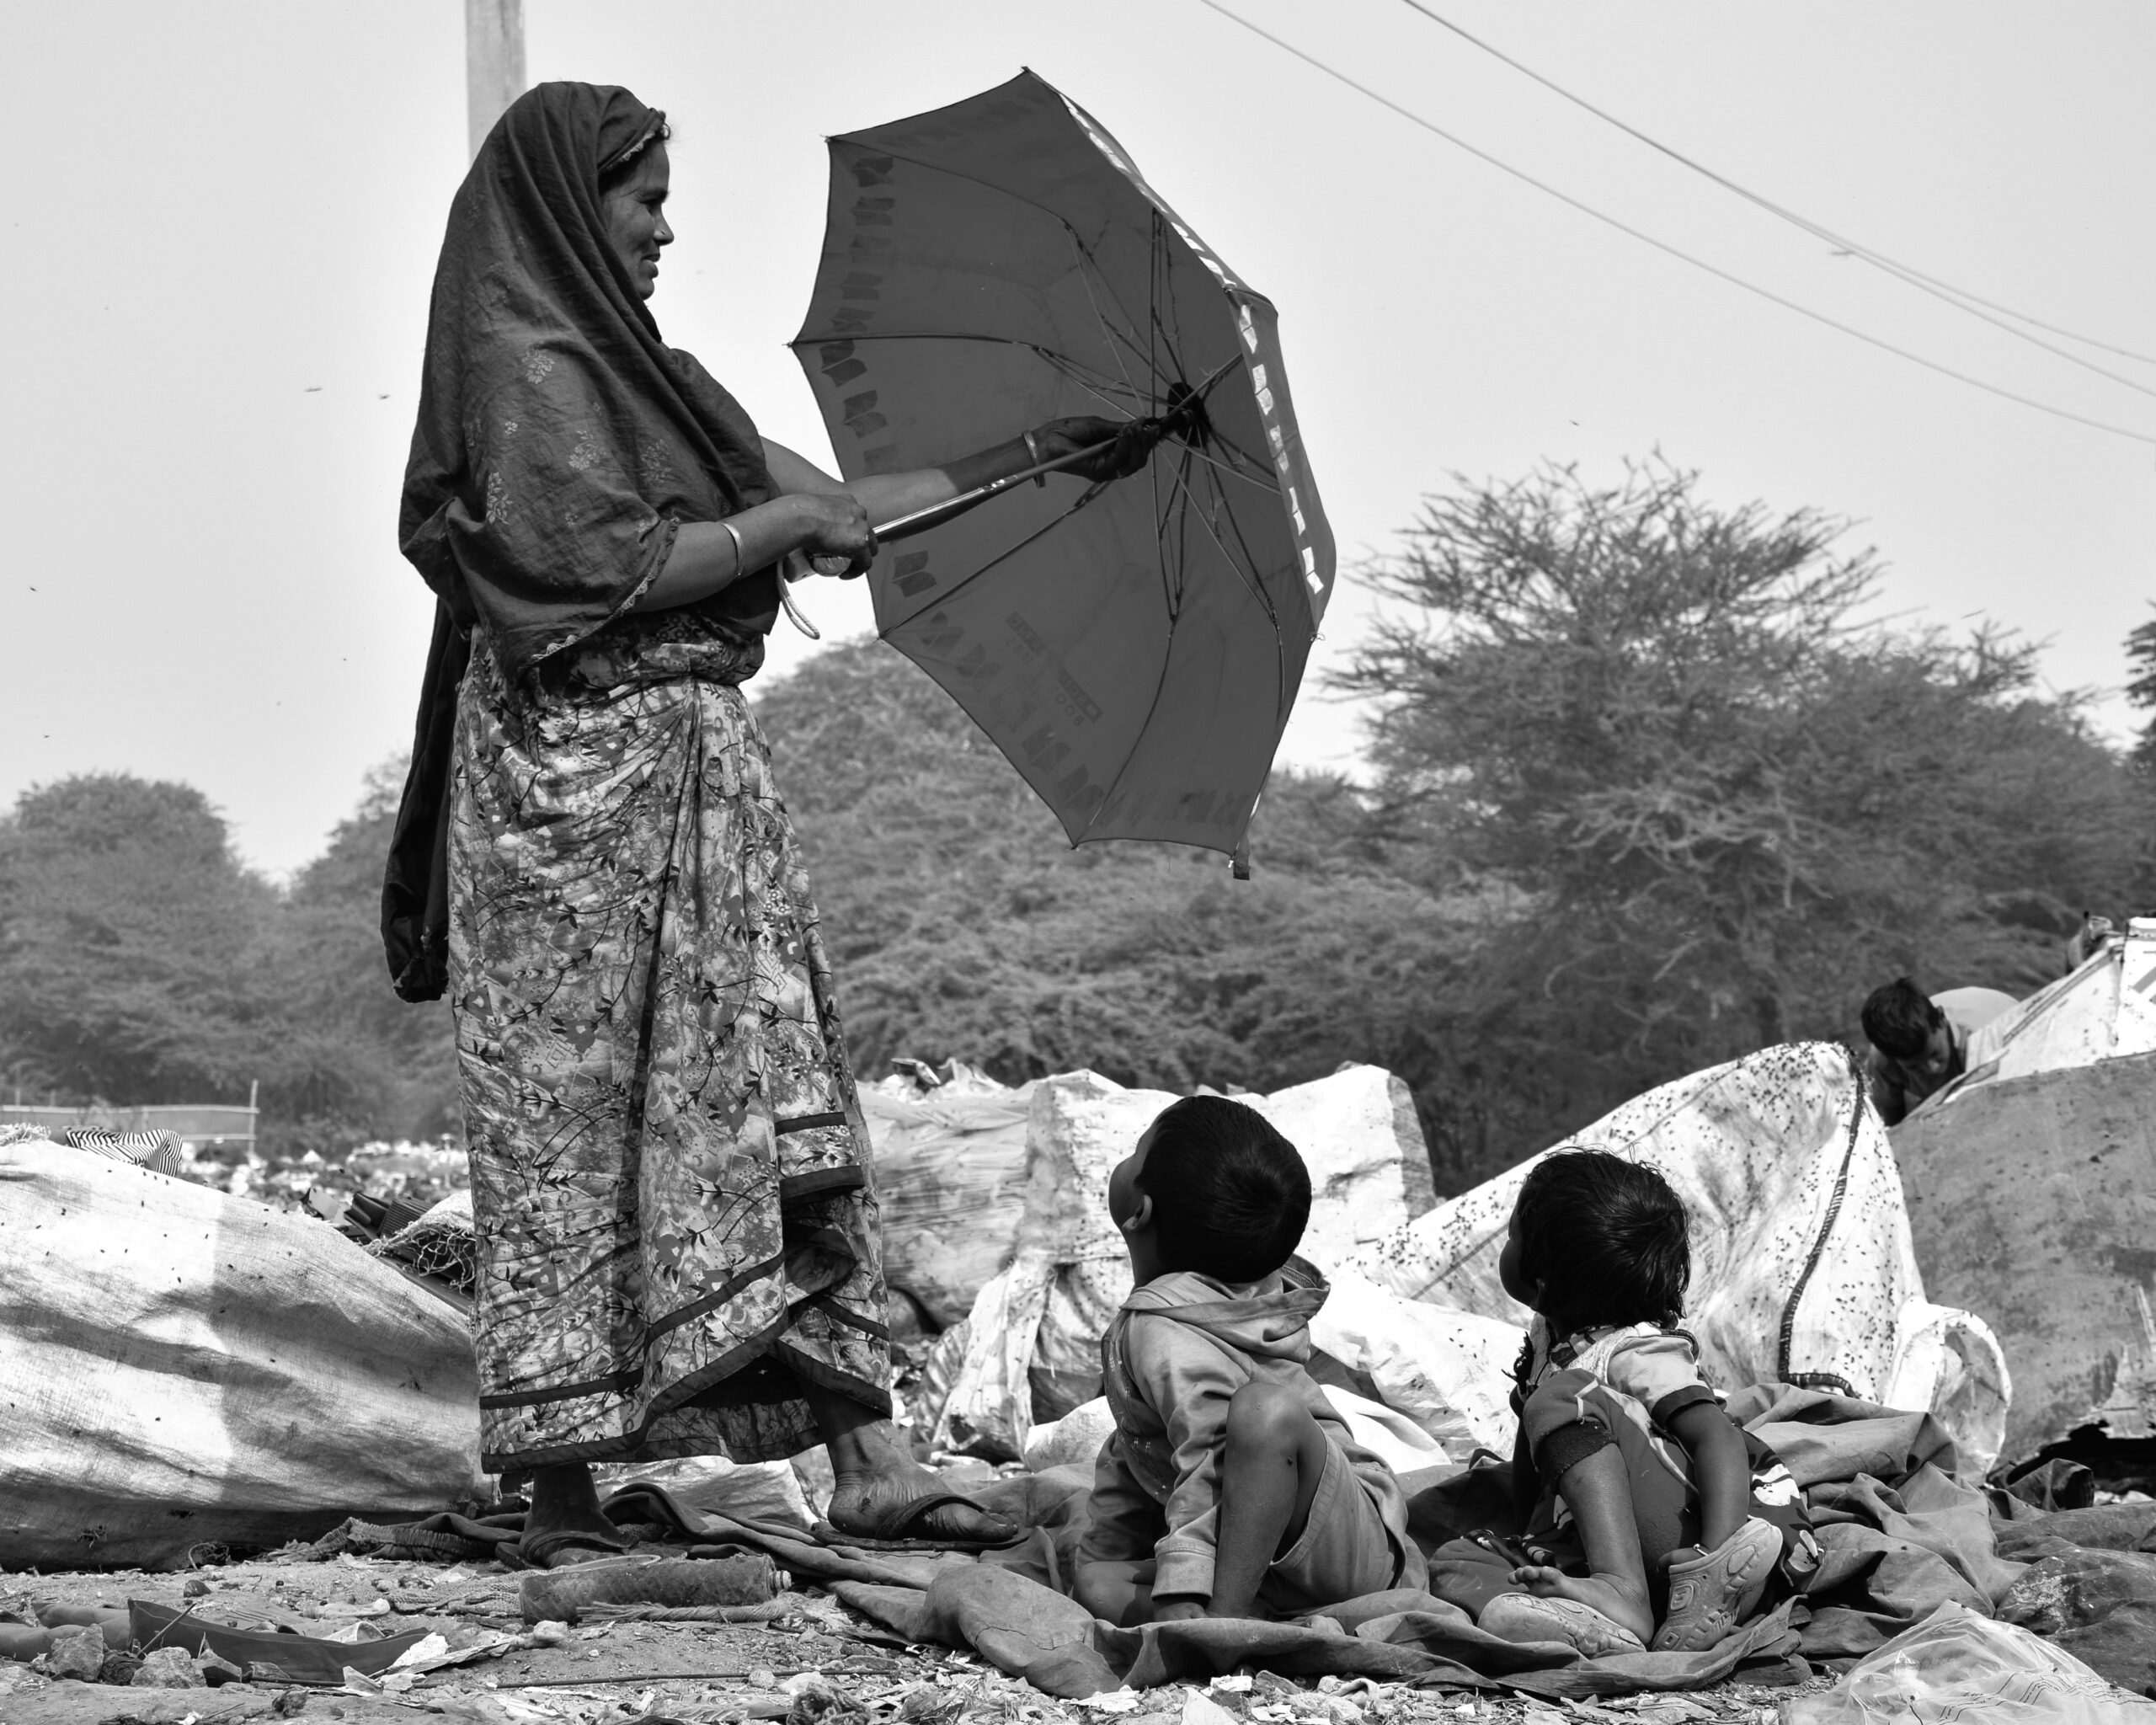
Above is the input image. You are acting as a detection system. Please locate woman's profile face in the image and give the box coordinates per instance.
[602,141,673,300]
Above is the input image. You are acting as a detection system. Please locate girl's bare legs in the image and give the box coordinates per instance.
[1507,1445,1654,1643]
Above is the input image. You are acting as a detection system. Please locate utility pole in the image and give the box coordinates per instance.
[466,0,526,162]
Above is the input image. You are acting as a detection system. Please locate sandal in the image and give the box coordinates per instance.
[814,1490,1022,1553]
[1477,1593,1646,1655]
[1651,1516,1781,1652]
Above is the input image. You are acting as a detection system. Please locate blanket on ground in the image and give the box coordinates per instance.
[355,1385,2156,1694]
[555,1384,2038,1696]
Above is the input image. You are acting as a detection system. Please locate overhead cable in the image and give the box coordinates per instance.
[1192,0,2156,448]
[1393,0,2156,385]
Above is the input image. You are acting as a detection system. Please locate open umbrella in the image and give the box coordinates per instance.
[790,71,1334,874]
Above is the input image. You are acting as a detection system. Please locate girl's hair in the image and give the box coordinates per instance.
[1513,1150,1689,1330]
[1139,1096,1311,1285]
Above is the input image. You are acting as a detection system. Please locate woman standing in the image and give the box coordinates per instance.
[398,82,1147,1563]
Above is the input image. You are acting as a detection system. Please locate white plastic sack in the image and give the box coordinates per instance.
[1020,1388,1449,1480]
[0,1139,483,1569]
[859,1081,1034,1327]
[1345,1042,2012,1476]
[1785,1602,2148,1725]
[934,1065,1437,1458]
[1948,919,2156,1107]
[1307,1265,1523,1455]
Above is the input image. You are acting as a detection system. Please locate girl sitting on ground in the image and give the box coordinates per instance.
[1432,1150,1817,1653]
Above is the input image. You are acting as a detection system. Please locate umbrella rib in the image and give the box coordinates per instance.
[1194,460,1293,729]
[1185,460,1285,645]
[1181,441,1281,497]
[792,331,1151,408]
[892,492,1098,620]
[1067,230,1155,401]
[817,142,1170,398]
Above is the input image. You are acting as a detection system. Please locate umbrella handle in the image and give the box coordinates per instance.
[873,435,1124,541]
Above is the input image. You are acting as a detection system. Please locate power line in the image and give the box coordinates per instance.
[1192,0,2156,448]
[1393,0,2156,386]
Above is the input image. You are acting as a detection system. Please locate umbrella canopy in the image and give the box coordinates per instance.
[790,71,1334,870]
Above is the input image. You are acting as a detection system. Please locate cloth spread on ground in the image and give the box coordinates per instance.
[471,1385,2044,1696]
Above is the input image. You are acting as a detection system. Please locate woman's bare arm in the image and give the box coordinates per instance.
[763,440,957,524]
[632,492,873,613]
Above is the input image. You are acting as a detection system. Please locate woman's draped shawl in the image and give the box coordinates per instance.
[399,81,778,677]
[387,82,777,1003]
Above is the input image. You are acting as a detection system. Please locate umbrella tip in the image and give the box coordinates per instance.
[1231,837,1251,882]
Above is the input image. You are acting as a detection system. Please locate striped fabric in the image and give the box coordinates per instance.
[59,1126,184,1177]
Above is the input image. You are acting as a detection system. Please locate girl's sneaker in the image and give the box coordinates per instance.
[1650,1516,1781,1652]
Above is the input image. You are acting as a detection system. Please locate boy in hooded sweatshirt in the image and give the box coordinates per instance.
[1074,1097,1427,1624]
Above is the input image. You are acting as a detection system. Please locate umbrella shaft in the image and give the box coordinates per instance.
[875,437,1120,541]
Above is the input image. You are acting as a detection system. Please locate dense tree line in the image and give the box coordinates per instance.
[3,462,2144,1189]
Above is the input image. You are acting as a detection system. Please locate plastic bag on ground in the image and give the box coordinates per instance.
[1784,1601,2151,1725]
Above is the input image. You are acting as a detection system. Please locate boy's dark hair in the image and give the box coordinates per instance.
[1513,1150,1689,1330]
[1861,978,1940,1060]
[1137,1096,1311,1284]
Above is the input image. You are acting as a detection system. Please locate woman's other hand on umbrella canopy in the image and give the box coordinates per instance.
[1036,416,1161,482]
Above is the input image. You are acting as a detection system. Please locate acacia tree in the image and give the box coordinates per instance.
[1334,460,2142,1159]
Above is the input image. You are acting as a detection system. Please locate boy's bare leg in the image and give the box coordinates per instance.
[1508,1445,1654,1643]
[1209,1383,1329,1619]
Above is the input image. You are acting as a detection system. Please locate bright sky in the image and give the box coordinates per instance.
[3,3,2149,874]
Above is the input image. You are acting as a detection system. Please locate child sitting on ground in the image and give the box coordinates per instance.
[1074,1097,1428,1624]
[1431,1150,1814,1653]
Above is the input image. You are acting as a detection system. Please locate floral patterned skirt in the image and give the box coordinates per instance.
[447,621,889,1473]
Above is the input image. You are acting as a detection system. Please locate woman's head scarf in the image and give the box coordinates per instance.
[400,82,776,678]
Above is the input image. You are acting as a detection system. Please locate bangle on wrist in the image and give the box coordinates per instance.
[1022,429,1047,487]
[719,519,745,575]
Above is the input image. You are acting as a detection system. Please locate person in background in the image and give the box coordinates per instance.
[1859,978,2020,1126]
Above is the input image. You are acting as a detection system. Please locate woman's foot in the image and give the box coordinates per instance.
[521,1462,628,1567]
[825,1449,1016,1544]
[1503,1563,1654,1647]
[1651,1517,1781,1652]
[814,1402,1013,1544]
